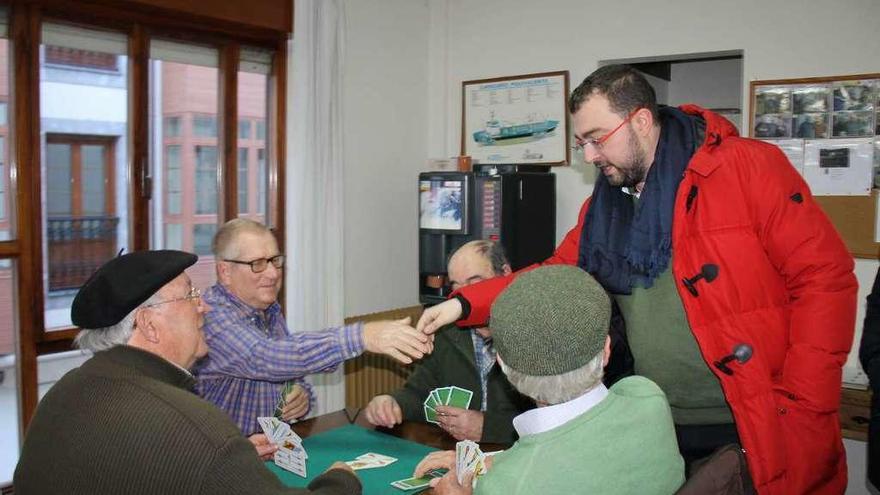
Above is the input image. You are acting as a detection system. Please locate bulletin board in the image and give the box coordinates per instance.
[749,73,880,259]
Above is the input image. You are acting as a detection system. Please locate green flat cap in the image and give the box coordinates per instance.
[490,265,611,376]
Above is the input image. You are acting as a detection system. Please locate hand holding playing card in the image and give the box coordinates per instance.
[280,383,310,422]
[247,433,278,461]
[413,450,455,478]
[257,416,308,477]
[436,406,483,441]
[431,468,475,495]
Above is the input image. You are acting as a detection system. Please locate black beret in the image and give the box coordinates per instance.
[71,250,198,329]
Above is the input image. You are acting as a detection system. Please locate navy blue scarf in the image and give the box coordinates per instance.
[577,106,701,295]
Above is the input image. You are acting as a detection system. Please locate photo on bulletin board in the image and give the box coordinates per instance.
[461,71,570,166]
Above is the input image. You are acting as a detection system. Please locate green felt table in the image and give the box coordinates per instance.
[267,423,439,494]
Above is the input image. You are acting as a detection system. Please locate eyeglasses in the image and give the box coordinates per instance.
[224,254,285,273]
[144,286,201,308]
[571,109,640,154]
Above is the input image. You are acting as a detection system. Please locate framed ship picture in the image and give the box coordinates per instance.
[461,70,570,166]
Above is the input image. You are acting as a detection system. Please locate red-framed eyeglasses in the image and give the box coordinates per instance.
[572,109,641,153]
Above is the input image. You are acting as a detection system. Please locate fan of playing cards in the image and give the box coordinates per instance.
[258,416,308,478]
[424,386,473,424]
[456,440,488,487]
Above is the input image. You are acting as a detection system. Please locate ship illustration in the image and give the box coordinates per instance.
[473,112,559,145]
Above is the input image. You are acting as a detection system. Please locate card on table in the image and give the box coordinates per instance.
[344,452,398,470]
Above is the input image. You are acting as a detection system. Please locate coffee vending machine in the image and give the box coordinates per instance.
[418,165,555,305]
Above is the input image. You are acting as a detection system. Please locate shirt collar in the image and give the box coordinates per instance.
[512,383,609,436]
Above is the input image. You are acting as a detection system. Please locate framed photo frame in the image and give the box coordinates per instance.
[461,70,570,166]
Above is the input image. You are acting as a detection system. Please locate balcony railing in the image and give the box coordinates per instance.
[47,215,119,292]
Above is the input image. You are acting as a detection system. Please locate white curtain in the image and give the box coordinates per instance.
[286,0,347,416]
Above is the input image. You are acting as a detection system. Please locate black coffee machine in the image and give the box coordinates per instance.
[418,165,555,305]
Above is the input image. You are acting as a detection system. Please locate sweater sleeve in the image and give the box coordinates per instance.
[199,435,361,495]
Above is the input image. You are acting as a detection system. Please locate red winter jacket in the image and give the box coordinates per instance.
[455,105,857,494]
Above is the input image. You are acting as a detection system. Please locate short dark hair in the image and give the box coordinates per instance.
[569,64,659,122]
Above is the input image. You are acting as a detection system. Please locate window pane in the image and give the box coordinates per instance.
[193,223,217,255]
[193,115,217,137]
[195,145,217,214]
[257,149,266,216]
[164,116,181,137]
[149,40,219,291]
[0,137,5,220]
[0,15,17,483]
[166,145,181,215]
[41,24,127,330]
[165,223,182,250]
[238,119,250,139]
[81,144,106,215]
[238,148,248,214]
[238,63,269,223]
[46,143,72,216]
[0,258,17,485]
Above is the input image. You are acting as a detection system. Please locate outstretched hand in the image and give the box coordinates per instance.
[363,317,434,364]
[416,299,463,336]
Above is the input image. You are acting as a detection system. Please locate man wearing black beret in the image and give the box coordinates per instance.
[13,250,361,495]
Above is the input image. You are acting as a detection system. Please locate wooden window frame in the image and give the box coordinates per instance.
[5,0,289,435]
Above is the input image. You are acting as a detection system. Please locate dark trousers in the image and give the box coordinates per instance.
[675,423,741,476]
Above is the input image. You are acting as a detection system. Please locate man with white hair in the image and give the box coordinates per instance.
[420,265,684,494]
[195,218,433,435]
[14,250,361,495]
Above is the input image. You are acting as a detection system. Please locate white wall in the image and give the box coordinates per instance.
[667,59,742,109]
[341,0,430,316]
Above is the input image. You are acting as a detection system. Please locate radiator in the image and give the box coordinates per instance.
[343,305,423,409]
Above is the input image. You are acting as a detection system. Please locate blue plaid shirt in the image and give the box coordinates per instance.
[470,331,496,412]
[194,284,365,434]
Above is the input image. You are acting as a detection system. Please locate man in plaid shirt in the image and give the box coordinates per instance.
[194,219,433,434]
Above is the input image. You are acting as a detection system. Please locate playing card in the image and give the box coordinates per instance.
[447,386,473,409]
[424,392,439,410]
[275,447,307,477]
[424,403,438,424]
[345,458,392,470]
[456,440,484,484]
[257,416,291,444]
[436,386,453,405]
[390,469,447,490]
[357,452,398,464]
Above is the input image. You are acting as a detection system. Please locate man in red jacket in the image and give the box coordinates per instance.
[418,65,857,494]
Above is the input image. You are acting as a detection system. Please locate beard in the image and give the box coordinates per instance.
[595,126,650,188]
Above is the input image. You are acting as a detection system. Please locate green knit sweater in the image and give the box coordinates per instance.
[391,325,534,444]
[475,376,684,495]
[13,345,361,495]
